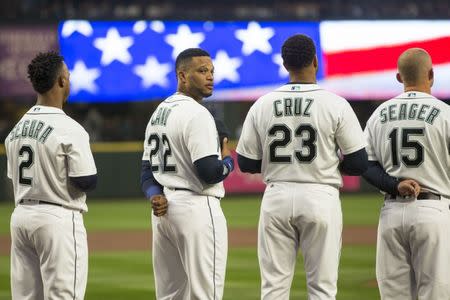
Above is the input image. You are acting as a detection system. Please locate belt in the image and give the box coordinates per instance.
[385,192,441,201]
[19,199,63,207]
[173,187,193,192]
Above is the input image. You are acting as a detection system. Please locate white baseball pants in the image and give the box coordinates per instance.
[10,202,88,300]
[376,197,450,299]
[152,191,227,300]
[258,182,342,300]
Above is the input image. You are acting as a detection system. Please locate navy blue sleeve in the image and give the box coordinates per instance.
[140,160,163,198]
[362,160,399,195]
[339,148,369,175]
[237,154,262,174]
[194,155,234,184]
[69,174,97,192]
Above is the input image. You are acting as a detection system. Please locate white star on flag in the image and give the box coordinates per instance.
[164,25,205,59]
[133,56,172,88]
[213,50,242,84]
[93,28,134,66]
[61,20,93,38]
[150,21,165,33]
[235,21,275,56]
[272,54,289,78]
[133,21,147,34]
[69,61,101,94]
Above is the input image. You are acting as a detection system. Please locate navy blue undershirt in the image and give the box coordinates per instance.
[362,160,400,195]
[69,175,98,192]
[140,155,234,198]
[238,148,368,176]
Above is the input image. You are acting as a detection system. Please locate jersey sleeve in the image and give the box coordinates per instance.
[184,108,220,163]
[64,128,97,177]
[335,101,367,155]
[5,139,11,179]
[364,117,378,161]
[236,106,262,160]
[142,121,151,162]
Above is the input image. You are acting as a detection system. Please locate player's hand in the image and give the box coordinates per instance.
[397,179,421,197]
[151,194,168,217]
[221,137,231,158]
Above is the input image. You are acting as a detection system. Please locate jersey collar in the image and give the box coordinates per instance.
[275,83,321,93]
[396,91,436,100]
[165,93,197,103]
[26,105,66,115]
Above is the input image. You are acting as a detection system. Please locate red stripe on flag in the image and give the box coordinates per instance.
[324,36,450,76]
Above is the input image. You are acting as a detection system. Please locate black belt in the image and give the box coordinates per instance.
[173,187,193,192]
[19,199,63,207]
[385,192,441,201]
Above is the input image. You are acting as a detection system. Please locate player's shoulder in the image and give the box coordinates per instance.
[58,115,90,138]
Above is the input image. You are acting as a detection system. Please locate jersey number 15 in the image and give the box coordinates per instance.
[388,128,424,167]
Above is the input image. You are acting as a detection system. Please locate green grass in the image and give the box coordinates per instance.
[0,246,378,300]
[0,193,383,235]
[0,194,382,299]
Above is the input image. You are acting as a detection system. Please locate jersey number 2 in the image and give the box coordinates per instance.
[388,128,424,167]
[269,124,317,163]
[19,145,34,185]
[148,133,176,173]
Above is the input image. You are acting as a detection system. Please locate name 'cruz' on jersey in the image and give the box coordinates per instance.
[273,97,314,117]
[379,102,440,124]
[9,119,54,144]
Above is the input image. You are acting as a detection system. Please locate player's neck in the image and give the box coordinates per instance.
[176,90,203,102]
[404,85,431,95]
[36,94,64,110]
[288,71,316,84]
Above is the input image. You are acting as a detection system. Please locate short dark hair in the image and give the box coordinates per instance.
[175,48,210,71]
[282,34,316,70]
[27,51,64,94]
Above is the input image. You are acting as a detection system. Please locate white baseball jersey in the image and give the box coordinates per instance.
[5,105,97,212]
[236,83,366,187]
[365,91,450,198]
[142,93,224,198]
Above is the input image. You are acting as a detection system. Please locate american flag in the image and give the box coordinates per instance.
[58,20,450,103]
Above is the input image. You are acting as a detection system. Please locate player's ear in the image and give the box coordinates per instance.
[429,68,434,87]
[58,74,65,88]
[178,70,187,84]
[313,55,318,69]
[396,73,403,84]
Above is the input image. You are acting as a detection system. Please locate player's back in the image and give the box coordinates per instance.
[365,91,450,197]
[5,105,95,211]
[143,93,224,198]
[239,83,365,187]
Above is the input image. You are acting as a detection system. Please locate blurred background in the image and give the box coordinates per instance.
[1,0,449,199]
[0,1,450,299]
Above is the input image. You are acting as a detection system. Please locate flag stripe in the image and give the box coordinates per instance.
[324,36,450,77]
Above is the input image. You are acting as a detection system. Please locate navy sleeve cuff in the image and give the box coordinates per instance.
[237,154,262,174]
[70,174,97,192]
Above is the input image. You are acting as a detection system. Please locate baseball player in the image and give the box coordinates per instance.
[140,48,234,299]
[5,52,97,300]
[236,34,368,300]
[362,48,450,299]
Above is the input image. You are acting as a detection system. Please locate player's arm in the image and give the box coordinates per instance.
[186,110,235,185]
[236,105,263,173]
[339,148,368,175]
[362,160,399,195]
[193,137,234,184]
[65,127,98,192]
[70,175,97,192]
[362,161,420,197]
[214,117,230,150]
[140,160,163,198]
[237,154,261,174]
